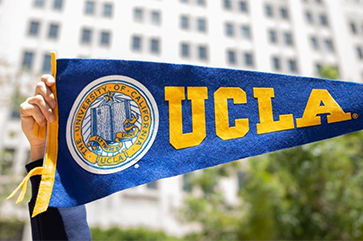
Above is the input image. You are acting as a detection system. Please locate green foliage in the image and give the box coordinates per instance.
[0,218,25,240]
[319,66,340,80]
[182,194,241,241]
[0,148,21,213]
[91,226,181,241]
[10,87,27,119]
[180,163,242,241]
[240,132,363,240]
[0,149,15,175]
[180,132,363,240]
[189,162,240,196]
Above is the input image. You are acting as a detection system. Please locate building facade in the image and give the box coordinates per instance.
[0,0,362,238]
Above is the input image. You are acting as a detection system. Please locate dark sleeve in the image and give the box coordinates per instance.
[26,160,91,240]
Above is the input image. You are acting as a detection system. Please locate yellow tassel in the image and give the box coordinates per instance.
[7,167,43,204]
[9,51,59,218]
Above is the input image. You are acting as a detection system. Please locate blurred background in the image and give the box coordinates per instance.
[0,0,363,240]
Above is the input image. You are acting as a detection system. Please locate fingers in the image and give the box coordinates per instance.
[20,99,44,127]
[41,74,55,87]
[20,74,57,127]
[29,95,55,122]
[20,96,55,126]
[34,81,56,109]
[19,75,56,155]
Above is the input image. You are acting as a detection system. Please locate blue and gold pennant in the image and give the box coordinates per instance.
[8,53,363,216]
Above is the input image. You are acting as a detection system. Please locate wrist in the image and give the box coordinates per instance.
[30,144,45,161]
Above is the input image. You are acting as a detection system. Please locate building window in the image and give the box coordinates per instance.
[350,22,357,34]
[197,18,207,33]
[100,31,111,46]
[198,45,208,61]
[132,36,142,51]
[48,24,59,39]
[227,50,236,65]
[151,11,161,25]
[181,43,190,58]
[180,0,188,3]
[280,7,289,19]
[28,21,40,36]
[53,0,63,10]
[269,29,277,43]
[81,28,92,44]
[272,56,281,71]
[284,32,293,46]
[265,4,273,17]
[134,8,143,21]
[357,46,363,60]
[103,3,113,17]
[223,0,231,10]
[288,59,298,73]
[305,11,313,24]
[42,54,52,73]
[225,22,234,37]
[22,51,34,71]
[319,14,328,26]
[34,0,44,7]
[324,39,334,52]
[239,1,248,13]
[241,25,251,39]
[150,38,160,54]
[197,0,206,6]
[244,52,253,67]
[85,1,95,15]
[146,181,158,190]
[310,36,319,50]
[180,15,189,30]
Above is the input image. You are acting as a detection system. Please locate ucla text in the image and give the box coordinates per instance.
[165,87,352,149]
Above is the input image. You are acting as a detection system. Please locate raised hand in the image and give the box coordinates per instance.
[20,75,56,161]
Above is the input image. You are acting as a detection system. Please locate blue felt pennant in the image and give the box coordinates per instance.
[38,58,363,209]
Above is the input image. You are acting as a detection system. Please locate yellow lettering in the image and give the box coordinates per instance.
[254,88,294,134]
[165,87,208,149]
[296,89,352,128]
[214,87,249,140]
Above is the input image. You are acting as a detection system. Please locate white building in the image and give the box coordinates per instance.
[0,0,362,238]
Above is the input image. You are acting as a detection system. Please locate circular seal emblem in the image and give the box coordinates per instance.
[66,75,159,174]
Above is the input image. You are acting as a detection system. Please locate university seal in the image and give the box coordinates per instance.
[66,75,159,174]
